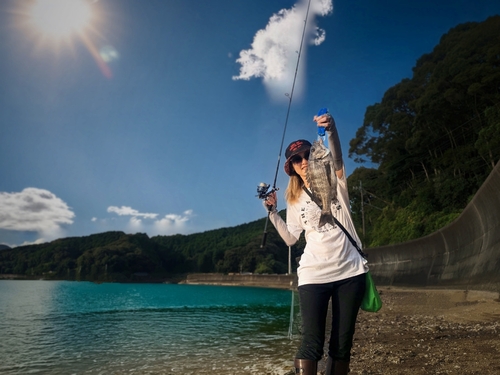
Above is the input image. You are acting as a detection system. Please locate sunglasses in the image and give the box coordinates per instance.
[290,151,310,164]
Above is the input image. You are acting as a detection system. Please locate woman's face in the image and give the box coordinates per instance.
[291,150,309,181]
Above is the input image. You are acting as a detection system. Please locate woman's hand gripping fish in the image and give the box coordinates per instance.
[306,139,338,227]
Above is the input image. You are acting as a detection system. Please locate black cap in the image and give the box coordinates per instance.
[284,139,311,176]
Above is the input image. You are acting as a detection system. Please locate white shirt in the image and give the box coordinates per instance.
[272,169,368,286]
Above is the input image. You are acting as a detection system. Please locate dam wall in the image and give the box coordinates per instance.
[366,160,500,292]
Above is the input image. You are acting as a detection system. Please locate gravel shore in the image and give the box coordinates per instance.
[314,287,500,375]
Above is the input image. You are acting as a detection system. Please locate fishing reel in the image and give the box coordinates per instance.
[257,182,279,213]
[256,182,278,200]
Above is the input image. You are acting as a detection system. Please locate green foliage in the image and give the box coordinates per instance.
[367,202,461,247]
[348,16,500,246]
[0,211,303,281]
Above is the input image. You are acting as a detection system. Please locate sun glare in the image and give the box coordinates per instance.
[21,0,114,78]
[30,0,92,38]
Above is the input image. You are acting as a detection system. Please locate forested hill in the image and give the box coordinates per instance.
[0,211,305,282]
[346,15,500,247]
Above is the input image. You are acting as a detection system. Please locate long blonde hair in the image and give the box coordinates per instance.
[285,174,304,204]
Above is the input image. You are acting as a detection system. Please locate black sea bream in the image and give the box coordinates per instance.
[306,139,337,227]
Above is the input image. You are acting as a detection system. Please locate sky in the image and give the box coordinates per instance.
[1,0,499,247]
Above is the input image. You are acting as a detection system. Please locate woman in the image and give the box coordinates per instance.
[264,112,368,375]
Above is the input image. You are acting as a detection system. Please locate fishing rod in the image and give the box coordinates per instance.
[257,0,313,248]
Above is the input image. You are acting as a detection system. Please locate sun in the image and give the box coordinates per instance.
[30,0,92,39]
[18,0,114,78]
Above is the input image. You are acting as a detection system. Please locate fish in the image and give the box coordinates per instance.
[306,139,338,227]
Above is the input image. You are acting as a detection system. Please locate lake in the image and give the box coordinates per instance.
[0,280,300,374]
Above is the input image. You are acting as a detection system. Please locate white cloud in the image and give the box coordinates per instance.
[128,216,143,230]
[155,209,194,229]
[233,0,333,100]
[0,188,75,241]
[105,206,194,235]
[107,206,158,219]
[19,238,47,246]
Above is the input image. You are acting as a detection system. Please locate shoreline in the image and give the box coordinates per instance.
[3,273,500,297]
[182,273,298,289]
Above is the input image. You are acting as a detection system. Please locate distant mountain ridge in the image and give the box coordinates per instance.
[0,211,304,282]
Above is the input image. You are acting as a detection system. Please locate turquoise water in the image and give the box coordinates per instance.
[0,280,300,374]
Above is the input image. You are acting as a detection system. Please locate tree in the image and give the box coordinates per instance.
[348,16,500,245]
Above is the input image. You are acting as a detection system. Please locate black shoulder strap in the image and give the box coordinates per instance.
[302,186,367,259]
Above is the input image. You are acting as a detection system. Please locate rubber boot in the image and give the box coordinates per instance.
[294,358,317,374]
[334,360,349,375]
[324,357,350,375]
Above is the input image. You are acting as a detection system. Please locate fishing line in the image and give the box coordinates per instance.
[259,0,313,248]
[273,0,313,190]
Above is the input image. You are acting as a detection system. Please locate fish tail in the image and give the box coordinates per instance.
[318,212,334,228]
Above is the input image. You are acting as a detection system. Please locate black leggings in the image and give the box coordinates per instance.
[296,273,366,362]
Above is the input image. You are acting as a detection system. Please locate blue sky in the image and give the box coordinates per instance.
[1,0,499,247]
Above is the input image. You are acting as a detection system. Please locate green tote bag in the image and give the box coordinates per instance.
[361,271,382,312]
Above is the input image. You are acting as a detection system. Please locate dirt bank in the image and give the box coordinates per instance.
[317,287,500,375]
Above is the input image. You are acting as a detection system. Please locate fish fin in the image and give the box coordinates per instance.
[318,212,334,228]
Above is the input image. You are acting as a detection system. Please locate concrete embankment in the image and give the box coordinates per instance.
[366,160,500,292]
[183,273,297,289]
